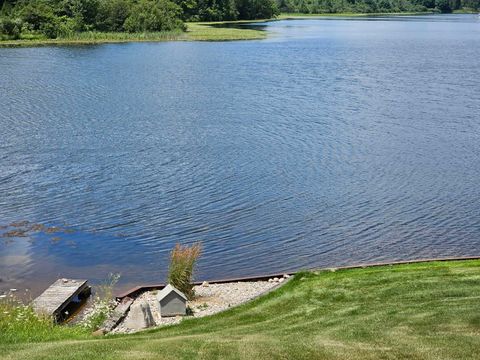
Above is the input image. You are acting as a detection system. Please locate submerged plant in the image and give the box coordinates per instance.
[167,242,202,300]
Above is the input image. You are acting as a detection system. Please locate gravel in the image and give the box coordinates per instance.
[112,276,290,334]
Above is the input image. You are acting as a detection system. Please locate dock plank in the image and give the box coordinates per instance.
[32,279,89,321]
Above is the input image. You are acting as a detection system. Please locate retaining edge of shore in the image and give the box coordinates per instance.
[115,255,480,300]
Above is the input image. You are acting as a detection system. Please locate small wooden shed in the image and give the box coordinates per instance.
[156,284,187,317]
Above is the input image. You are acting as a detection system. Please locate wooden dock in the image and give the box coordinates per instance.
[32,279,90,322]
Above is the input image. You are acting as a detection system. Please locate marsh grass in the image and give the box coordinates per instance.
[0,30,184,47]
[167,242,202,300]
[61,31,184,41]
[185,22,266,41]
[277,11,435,18]
[0,23,266,47]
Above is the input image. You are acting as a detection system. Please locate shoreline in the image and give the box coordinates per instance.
[115,255,480,299]
[278,11,436,19]
[1,11,471,48]
[0,21,269,47]
[2,258,480,358]
[109,277,291,334]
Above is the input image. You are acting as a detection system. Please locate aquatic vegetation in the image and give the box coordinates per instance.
[0,221,76,246]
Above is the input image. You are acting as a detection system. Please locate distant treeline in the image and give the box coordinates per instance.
[1,0,478,41]
[0,0,279,39]
[277,0,479,14]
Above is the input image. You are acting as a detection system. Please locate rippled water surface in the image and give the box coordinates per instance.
[1,15,480,294]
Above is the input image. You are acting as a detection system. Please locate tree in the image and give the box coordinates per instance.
[123,0,185,32]
[435,0,452,11]
[172,0,198,20]
[95,0,131,31]
[0,16,22,38]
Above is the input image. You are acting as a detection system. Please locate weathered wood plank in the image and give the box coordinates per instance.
[32,279,89,321]
[99,296,134,333]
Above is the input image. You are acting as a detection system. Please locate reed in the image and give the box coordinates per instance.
[167,242,202,300]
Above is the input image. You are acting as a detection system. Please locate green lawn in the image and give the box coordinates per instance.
[2,260,480,359]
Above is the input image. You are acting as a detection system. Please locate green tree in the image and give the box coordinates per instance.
[95,0,131,31]
[435,0,452,11]
[0,16,22,38]
[172,0,198,20]
[123,0,185,32]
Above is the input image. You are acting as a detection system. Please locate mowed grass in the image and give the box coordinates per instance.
[1,260,480,359]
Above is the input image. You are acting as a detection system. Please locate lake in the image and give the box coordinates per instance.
[1,14,479,295]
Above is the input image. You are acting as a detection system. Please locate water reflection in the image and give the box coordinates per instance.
[0,15,479,296]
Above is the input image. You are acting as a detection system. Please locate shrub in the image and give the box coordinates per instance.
[79,273,120,331]
[167,242,202,300]
[0,17,23,38]
[20,2,55,31]
[95,0,132,31]
[435,0,452,12]
[124,0,185,32]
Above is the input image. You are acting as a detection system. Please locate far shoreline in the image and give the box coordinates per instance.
[1,11,473,48]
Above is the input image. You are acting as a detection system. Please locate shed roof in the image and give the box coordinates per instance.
[157,284,187,301]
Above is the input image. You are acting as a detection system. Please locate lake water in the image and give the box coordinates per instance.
[1,14,479,295]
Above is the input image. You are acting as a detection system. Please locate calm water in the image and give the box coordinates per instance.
[1,15,480,295]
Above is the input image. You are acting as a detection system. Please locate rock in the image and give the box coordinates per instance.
[268,278,273,282]
[123,301,155,330]
[92,329,105,337]
[99,297,134,333]
[283,274,290,278]
[9,289,17,292]
[329,268,337,272]
[273,277,279,282]
[278,277,285,283]
[202,281,209,287]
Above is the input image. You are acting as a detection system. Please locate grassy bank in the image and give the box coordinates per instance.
[1,259,480,359]
[185,21,267,41]
[0,21,266,47]
[278,11,435,18]
[452,8,479,13]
